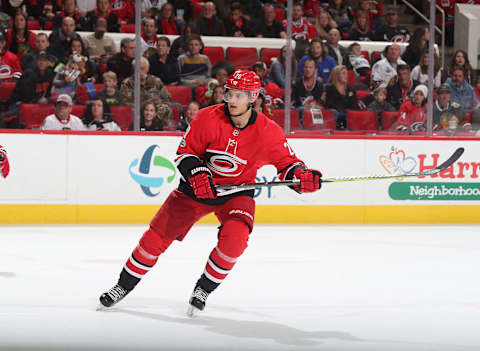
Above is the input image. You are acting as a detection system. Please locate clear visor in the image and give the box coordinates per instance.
[224,87,259,104]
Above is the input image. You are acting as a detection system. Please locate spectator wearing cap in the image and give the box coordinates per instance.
[192,1,226,36]
[106,37,135,85]
[84,17,116,66]
[41,94,86,131]
[84,0,120,32]
[7,11,36,61]
[299,38,336,84]
[48,16,84,62]
[433,84,470,135]
[21,33,58,72]
[326,28,347,65]
[0,32,22,82]
[149,36,179,86]
[445,65,480,121]
[253,3,286,39]
[373,6,410,42]
[392,84,428,133]
[371,43,406,89]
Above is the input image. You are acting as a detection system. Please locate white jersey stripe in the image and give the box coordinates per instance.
[123,265,144,279]
[215,246,237,263]
[129,256,151,271]
[207,258,230,275]
[203,270,224,284]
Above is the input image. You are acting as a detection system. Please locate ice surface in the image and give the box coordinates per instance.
[1,224,479,351]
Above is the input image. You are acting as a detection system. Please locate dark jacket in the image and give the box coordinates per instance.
[140,118,167,132]
[326,44,348,65]
[324,84,358,112]
[21,50,58,72]
[292,79,324,108]
[83,11,120,32]
[7,67,54,106]
[193,15,226,36]
[386,79,420,110]
[106,53,133,85]
[48,29,83,61]
[148,52,180,85]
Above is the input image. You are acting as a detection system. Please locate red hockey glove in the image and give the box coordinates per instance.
[294,168,322,193]
[189,167,217,199]
[0,146,9,179]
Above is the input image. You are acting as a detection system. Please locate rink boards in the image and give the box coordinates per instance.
[0,131,479,224]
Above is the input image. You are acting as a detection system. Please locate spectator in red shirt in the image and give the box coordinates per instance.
[85,0,120,32]
[283,3,317,40]
[7,11,36,61]
[392,84,428,133]
[110,0,134,24]
[157,2,184,35]
[52,0,87,30]
[0,32,23,82]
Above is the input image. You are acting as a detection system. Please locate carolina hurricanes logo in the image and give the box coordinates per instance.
[205,149,247,177]
[0,65,13,80]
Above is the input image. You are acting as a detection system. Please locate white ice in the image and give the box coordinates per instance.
[1,224,479,351]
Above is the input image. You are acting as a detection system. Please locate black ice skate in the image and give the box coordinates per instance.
[97,284,130,310]
[187,285,210,317]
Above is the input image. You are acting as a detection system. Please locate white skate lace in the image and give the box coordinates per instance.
[193,287,209,302]
[107,285,127,301]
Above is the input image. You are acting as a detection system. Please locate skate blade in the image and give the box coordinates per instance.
[187,305,201,318]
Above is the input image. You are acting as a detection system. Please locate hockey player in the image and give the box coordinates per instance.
[98,69,323,316]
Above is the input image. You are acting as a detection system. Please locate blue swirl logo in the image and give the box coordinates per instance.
[129,145,176,197]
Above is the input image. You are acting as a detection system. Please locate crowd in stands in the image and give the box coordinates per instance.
[0,0,479,136]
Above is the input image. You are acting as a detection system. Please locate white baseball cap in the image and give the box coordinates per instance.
[56,94,73,106]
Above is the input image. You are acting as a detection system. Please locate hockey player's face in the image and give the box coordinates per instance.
[226,89,250,114]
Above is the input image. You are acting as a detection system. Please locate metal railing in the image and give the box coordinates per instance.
[393,0,445,67]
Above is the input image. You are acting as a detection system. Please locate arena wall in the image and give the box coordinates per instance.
[0,131,478,224]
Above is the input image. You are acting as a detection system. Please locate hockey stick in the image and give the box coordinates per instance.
[216,147,464,191]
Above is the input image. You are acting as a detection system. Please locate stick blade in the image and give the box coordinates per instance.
[436,147,464,171]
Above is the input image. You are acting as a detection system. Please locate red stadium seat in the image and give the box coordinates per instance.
[43,21,52,30]
[0,82,16,102]
[120,24,135,33]
[193,4,204,18]
[166,85,193,107]
[302,109,336,130]
[111,106,133,131]
[20,104,54,129]
[271,109,300,129]
[347,110,379,131]
[361,51,370,64]
[381,111,400,130]
[76,84,105,104]
[371,51,382,64]
[275,7,286,21]
[226,47,258,69]
[260,48,281,66]
[331,130,365,135]
[347,70,357,86]
[171,105,181,126]
[71,105,87,118]
[28,21,40,30]
[203,46,225,66]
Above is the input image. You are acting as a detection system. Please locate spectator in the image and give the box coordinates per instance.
[84,17,116,66]
[344,42,370,73]
[106,37,134,85]
[292,58,325,123]
[170,24,195,60]
[254,3,286,39]
[445,66,480,120]
[367,87,395,129]
[142,0,166,20]
[201,85,224,108]
[48,16,83,62]
[97,71,122,105]
[85,0,120,32]
[401,27,429,69]
[474,76,480,101]
[0,32,22,82]
[327,0,353,33]
[50,51,85,102]
[305,0,325,19]
[28,0,62,23]
[373,6,410,42]
[178,35,211,87]
[192,1,226,36]
[314,9,337,40]
[355,0,383,30]
[411,51,442,89]
[110,0,134,25]
[385,64,419,110]
[392,84,427,133]
[67,38,99,84]
[7,11,36,61]
[433,84,470,135]
[324,65,358,128]
[251,61,284,105]
[121,57,172,125]
[83,98,121,131]
[51,0,86,31]
[443,50,476,84]
[253,88,273,117]
[175,101,200,131]
[326,28,347,65]
[140,100,168,132]
[196,64,230,106]
[157,2,183,35]
[266,45,296,89]
[2,51,53,126]
[371,43,406,89]
[283,3,317,40]
[299,38,336,84]
[225,2,253,37]
[142,18,159,58]
[348,10,374,41]
[149,36,179,86]
[41,94,85,131]
[21,32,58,72]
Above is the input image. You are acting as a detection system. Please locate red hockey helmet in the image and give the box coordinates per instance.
[224,69,261,100]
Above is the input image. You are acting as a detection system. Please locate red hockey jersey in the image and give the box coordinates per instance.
[176,104,304,200]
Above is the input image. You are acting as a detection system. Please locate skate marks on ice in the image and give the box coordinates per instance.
[116,308,363,346]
